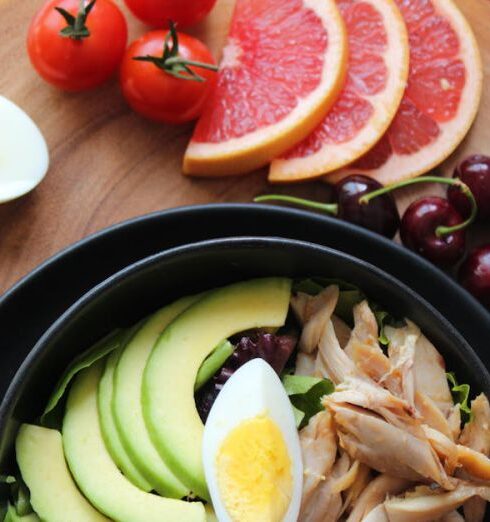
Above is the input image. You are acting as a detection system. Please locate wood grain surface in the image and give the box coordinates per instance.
[0,0,489,295]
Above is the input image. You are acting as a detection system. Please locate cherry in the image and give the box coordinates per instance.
[448,155,490,221]
[255,175,400,238]
[458,245,490,308]
[255,174,477,261]
[400,197,466,267]
[335,175,400,238]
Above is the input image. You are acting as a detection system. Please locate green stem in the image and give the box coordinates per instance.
[359,176,478,237]
[254,195,338,215]
[74,0,85,33]
[55,0,95,40]
[164,56,219,72]
[133,20,218,82]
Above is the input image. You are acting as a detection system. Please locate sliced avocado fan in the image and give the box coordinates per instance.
[63,361,206,522]
[142,277,292,500]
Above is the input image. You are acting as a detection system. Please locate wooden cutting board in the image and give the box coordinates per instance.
[0,0,489,294]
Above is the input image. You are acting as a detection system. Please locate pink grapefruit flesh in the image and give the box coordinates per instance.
[327,0,483,185]
[269,0,409,183]
[183,0,348,177]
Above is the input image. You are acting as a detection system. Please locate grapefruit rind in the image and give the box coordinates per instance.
[326,0,483,186]
[183,0,348,177]
[268,0,410,183]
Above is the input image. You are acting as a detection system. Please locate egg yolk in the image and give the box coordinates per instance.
[216,416,293,522]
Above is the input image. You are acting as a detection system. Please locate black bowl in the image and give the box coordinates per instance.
[1,237,489,471]
[1,204,489,408]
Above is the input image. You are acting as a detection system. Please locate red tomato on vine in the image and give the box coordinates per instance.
[120,23,218,124]
[27,0,127,91]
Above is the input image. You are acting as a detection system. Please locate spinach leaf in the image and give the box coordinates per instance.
[282,375,335,429]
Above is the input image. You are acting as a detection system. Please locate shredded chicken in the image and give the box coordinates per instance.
[332,315,351,349]
[294,286,339,353]
[412,332,453,418]
[362,504,390,522]
[349,340,392,383]
[299,411,337,507]
[299,452,351,522]
[384,321,420,410]
[344,301,380,358]
[341,463,371,516]
[316,320,359,383]
[288,292,490,522]
[384,482,490,522]
[325,377,415,430]
[295,352,316,377]
[422,426,460,475]
[448,405,462,441]
[459,394,490,522]
[460,394,490,455]
[326,402,453,488]
[422,424,490,481]
[415,392,454,440]
[346,474,411,522]
[343,301,398,391]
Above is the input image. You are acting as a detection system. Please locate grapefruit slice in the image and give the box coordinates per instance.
[327,0,483,185]
[183,0,348,177]
[269,0,409,183]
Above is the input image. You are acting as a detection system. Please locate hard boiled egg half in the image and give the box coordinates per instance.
[202,359,303,522]
[0,96,49,203]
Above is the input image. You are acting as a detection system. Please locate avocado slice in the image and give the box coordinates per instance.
[15,424,108,522]
[113,295,202,498]
[63,361,206,522]
[4,503,39,522]
[98,347,152,491]
[142,278,292,499]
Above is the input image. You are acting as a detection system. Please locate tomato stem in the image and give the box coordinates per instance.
[133,20,218,82]
[254,195,339,215]
[359,175,478,237]
[55,0,96,40]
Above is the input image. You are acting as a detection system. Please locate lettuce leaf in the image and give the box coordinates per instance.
[40,327,140,428]
[194,340,234,392]
[447,372,473,423]
[282,375,335,429]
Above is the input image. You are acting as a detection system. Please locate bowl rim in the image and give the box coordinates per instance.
[2,235,488,433]
[1,203,488,318]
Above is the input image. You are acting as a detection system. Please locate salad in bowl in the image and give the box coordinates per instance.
[3,277,490,522]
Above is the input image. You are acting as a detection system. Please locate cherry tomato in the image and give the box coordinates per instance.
[124,0,217,28]
[27,0,127,91]
[120,26,217,124]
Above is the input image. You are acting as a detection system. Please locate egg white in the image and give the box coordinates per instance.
[202,358,303,522]
[0,96,49,203]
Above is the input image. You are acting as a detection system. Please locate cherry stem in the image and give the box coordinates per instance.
[133,20,218,82]
[359,175,478,237]
[254,195,338,215]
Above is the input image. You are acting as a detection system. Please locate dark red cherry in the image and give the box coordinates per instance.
[458,245,490,308]
[448,155,490,221]
[400,197,466,267]
[335,175,400,238]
